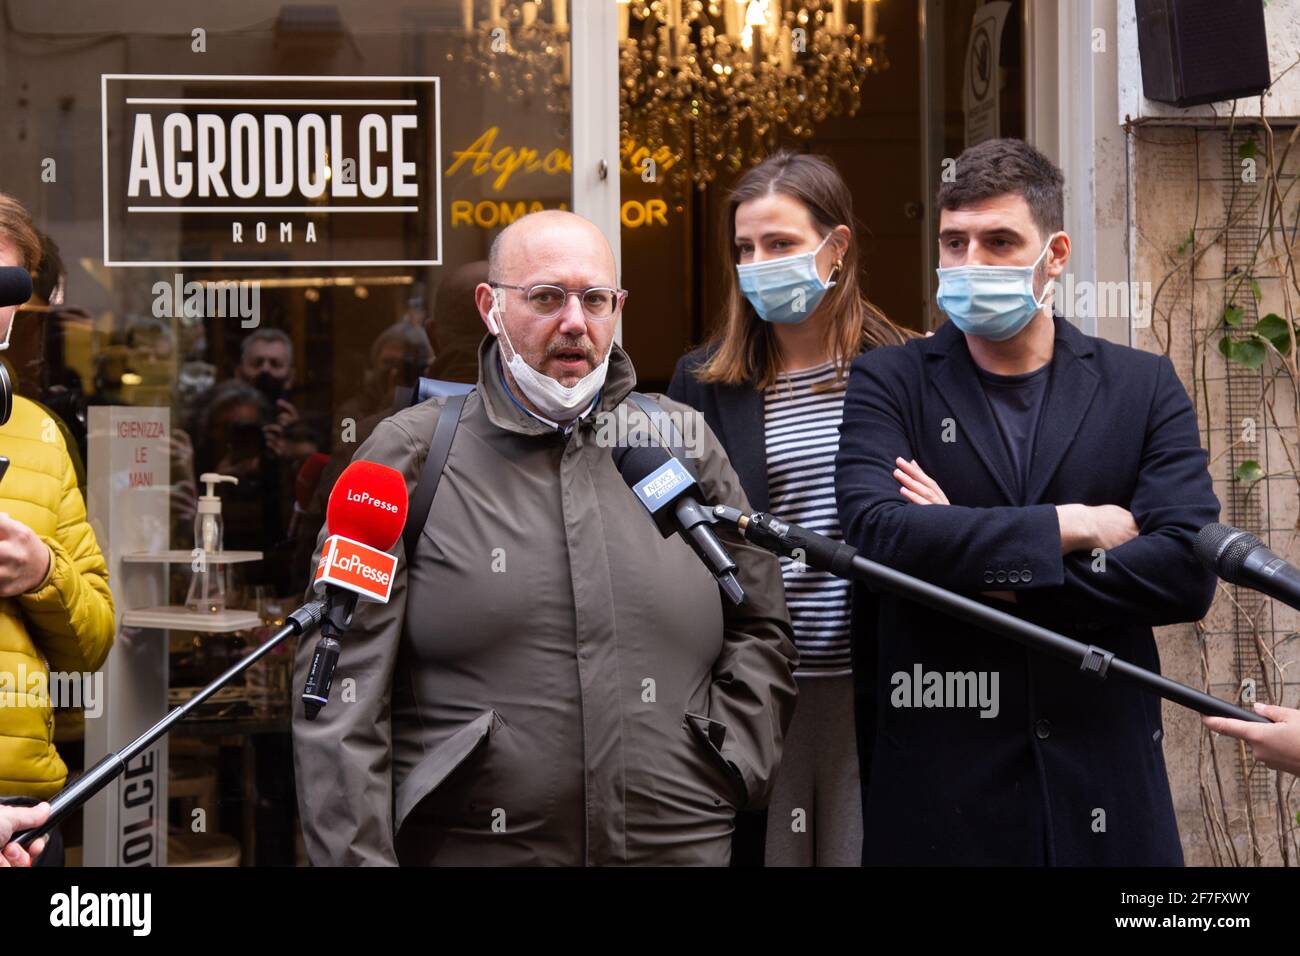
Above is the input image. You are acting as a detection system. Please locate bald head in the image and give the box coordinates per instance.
[487,210,616,288]
[474,209,624,405]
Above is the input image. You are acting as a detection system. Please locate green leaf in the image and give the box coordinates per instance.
[1224,303,1244,327]
[1255,313,1290,353]
[1239,138,1258,160]
[1234,460,1265,483]
[1250,278,1263,301]
[1220,333,1274,367]
[1232,337,1268,368]
[1176,229,1195,254]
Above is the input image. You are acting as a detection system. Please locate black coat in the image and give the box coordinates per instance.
[668,347,771,512]
[835,315,1219,865]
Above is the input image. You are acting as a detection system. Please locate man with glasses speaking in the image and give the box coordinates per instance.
[294,210,797,866]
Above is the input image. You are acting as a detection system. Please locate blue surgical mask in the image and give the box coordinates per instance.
[935,237,1056,341]
[737,233,837,325]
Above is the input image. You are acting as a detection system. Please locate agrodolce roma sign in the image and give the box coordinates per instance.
[101,74,442,267]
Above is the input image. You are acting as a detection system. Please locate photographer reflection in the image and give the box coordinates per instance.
[186,330,324,598]
[8,234,91,465]
[332,321,432,451]
[190,379,295,597]
[426,261,489,385]
[235,329,316,464]
[293,307,443,596]
[315,319,431,488]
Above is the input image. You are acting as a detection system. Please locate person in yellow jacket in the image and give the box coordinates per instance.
[0,194,115,865]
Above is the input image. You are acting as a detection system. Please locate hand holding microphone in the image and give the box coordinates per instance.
[302,459,409,719]
[1203,703,1300,777]
[0,801,48,866]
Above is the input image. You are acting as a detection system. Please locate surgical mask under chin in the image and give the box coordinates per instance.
[736,233,836,325]
[935,238,1055,341]
[490,307,609,421]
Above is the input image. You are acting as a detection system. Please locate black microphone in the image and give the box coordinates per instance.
[0,267,27,427]
[7,599,326,852]
[708,506,1269,723]
[0,266,31,307]
[613,442,745,605]
[1195,522,1300,611]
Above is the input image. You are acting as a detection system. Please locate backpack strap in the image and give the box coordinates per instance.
[625,391,693,475]
[402,389,683,567]
[403,391,469,566]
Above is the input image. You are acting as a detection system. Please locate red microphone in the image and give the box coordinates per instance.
[303,459,409,719]
[314,460,409,603]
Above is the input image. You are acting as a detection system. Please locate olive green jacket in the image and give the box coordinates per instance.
[293,337,797,865]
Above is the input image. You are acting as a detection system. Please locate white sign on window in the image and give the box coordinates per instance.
[964,2,1011,148]
[101,74,442,267]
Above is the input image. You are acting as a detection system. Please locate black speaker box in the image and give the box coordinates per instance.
[1135,0,1271,107]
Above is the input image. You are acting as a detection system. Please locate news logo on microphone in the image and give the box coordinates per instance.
[313,536,398,603]
[632,458,695,515]
[312,458,409,604]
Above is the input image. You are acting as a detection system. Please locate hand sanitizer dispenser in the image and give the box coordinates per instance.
[186,472,238,613]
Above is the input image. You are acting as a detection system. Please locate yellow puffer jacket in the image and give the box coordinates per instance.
[1,393,115,798]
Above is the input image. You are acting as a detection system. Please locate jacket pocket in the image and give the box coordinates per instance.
[684,711,748,810]
[394,709,501,833]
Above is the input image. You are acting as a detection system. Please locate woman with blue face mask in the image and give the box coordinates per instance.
[668,151,913,867]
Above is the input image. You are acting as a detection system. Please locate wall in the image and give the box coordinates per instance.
[1103,0,1300,865]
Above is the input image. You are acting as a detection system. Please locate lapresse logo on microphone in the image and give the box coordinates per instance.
[313,535,398,603]
[101,74,442,267]
[634,459,694,514]
[345,488,401,514]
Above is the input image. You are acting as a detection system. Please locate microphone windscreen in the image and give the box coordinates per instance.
[1194,522,1262,582]
[326,460,409,551]
[613,441,674,486]
[0,267,32,308]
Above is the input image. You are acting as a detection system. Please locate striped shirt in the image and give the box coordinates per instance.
[764,361,852,677]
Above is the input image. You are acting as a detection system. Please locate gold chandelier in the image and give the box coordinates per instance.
[620,0,887,186]
[451,1,887,187]
[450,0,573,106]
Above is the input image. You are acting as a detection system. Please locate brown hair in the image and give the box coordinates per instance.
[697,151,911,390]
[0,192,42,274]
[937,138,1064,240]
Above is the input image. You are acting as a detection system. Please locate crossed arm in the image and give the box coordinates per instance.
[892,456,1141,601]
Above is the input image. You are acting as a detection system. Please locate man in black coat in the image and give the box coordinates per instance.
[835,138,1219,865]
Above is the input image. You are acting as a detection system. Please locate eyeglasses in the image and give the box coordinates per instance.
[490,282,627,320]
